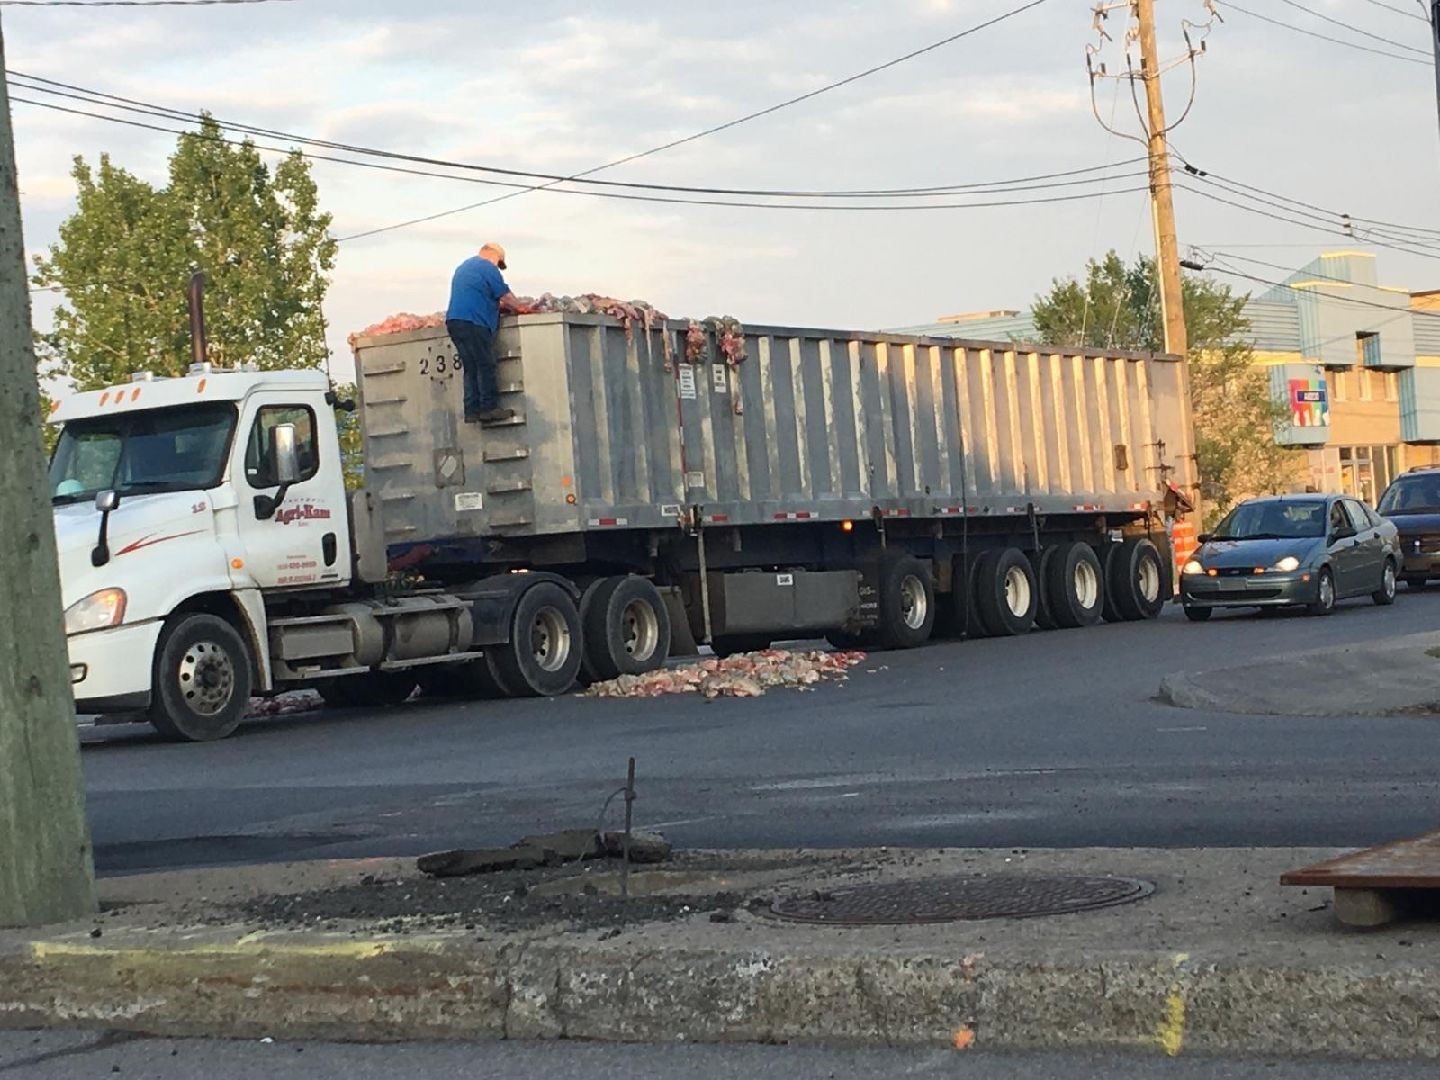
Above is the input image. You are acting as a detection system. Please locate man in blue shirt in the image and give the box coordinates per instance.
[446,242,530,423]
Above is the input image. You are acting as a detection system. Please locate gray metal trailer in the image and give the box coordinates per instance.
[352,313,1195,695]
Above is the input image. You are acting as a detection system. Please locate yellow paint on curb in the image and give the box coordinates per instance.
[30,936,437,963]
[1155,952,1189,1057]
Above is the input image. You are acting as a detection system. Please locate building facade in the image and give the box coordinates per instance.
[892,253,1440,504]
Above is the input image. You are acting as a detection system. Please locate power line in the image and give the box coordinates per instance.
[9,70,1144,201]
[1360,0,1431,24]
[1197,250,1440,320]
[337,0,1056,241]
[1271,0,1431,55]
[11,92,1154,214]
[0,0,293,6]
[1214,0,1433,65]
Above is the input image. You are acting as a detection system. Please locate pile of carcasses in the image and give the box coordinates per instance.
[347,311,446,347]
[585,649,867,700]
[246,691,322,717]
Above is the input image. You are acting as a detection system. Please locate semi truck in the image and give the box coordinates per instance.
[51,307,1195,741]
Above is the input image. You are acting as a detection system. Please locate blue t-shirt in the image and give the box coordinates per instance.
[446,256,510,331]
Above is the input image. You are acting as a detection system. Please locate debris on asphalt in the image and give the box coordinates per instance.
[245,691,322,719]
[584,649,866,700]
[417,827,670,879]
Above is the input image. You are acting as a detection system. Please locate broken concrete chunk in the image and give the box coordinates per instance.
[515,829,603,863]
[417,848,538,877]
[601,830,672,864]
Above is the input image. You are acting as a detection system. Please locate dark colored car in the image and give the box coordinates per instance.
[1376,467,1440,589]
[1180,494,1399,620]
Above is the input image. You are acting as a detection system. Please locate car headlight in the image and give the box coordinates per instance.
[1271,556,1301,573]
[1182,559,1205,575]
[64,588,127,635]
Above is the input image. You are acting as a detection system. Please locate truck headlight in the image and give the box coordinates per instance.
[64,588,127,635]
[1272,556,1301,573]
[1182,559,1205,575]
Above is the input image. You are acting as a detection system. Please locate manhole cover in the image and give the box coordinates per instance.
[769,874,1153,925]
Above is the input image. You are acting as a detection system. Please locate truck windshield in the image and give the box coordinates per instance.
[50,403,236,505]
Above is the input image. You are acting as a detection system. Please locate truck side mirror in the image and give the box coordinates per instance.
[92,489,120,567]
[254,423,301,520]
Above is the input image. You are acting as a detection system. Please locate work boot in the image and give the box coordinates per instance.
[477,407,516,424]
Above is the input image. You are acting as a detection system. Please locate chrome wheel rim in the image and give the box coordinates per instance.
[1003,565,1032,617]
[531,607,572,672]
[1319,574,1334,608]
[1137,557,1161,603]
[899,574,928,631]
[621,598,660,660]
[178,640,236,717]
[1384,564,1396,598]
[1074,560,1100,609]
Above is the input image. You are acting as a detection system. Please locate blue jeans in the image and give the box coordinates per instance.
[447,319,499,414]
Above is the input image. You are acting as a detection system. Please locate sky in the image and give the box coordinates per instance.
[7,0,1440,384]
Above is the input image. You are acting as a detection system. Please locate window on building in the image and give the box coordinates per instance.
[1356,331,1381,368]
[1331,370,1348,402]
[1384,372,1399,401]
[1360,370,1374,401]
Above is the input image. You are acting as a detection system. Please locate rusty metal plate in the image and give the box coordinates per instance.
[1282,829,1440,890]
[769,874,1153,926]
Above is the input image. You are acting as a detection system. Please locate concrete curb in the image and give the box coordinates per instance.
[3,929,1439,1058]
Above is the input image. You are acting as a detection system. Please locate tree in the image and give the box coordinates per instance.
[1032,251,1300,525]
[32,115,336,389]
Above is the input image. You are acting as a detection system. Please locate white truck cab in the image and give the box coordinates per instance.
[49,364,478,741]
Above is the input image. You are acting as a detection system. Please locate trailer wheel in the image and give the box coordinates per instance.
[581,576,672,681]
[711,633,772,658]
[148,613,253,742]
[933,556,973,640]
[1099,543,1125,623]
[1109,538,1167,621]
[317,671,418,709]
[973,548,1037,637]
[875,552,936,650]
[1029,547,1059,630]
[491,581,583,696]
[1045,542,1105,629]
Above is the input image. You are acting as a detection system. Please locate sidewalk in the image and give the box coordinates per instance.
[1159,630,1440,717]
[3,846,1439,1059]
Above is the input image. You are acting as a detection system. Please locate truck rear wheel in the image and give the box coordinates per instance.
[491,582,583,696]
[1045,542,1105,629]
[875,552,935,650]
[1109,538,1167,621]
[581,576,672,681]
[1099,543,1125,623]
[973,547,1037,637]
[317,671,417,709]
[148,613,253,742]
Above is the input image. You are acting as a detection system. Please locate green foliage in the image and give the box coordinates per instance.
[331,382,365,491]
[1031,251,1300,525]
[32,115,337,389]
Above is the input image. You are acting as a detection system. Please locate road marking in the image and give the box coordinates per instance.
[1156,726,1207,733]
[1156,951,1190,1057]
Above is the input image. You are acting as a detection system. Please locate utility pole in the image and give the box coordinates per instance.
[1430,1,1440,150]
[0,12,97,928]
[1134,0,1188,357]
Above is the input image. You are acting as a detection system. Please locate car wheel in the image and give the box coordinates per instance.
[1183,606,1212,622]
[1373,559,1398,606]
[1307,567,1336,616]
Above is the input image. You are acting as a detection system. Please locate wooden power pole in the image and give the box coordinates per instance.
[1134,0,1188,358]
[0,13,97,928]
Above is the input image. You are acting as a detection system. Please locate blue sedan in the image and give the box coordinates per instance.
[1180,494,1400,621]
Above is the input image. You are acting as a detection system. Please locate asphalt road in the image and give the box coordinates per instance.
[81,592,1440,874]
[0,1032,1428,1079]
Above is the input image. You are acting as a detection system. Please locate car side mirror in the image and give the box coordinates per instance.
[94,489,118,513]
[254,423,300,520]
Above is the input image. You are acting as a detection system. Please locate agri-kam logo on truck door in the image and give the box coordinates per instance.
[274,502,333,526]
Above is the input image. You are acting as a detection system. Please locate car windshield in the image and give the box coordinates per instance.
[1211,500,1326,541]
[49,403,235,505]
[1378,476,1440,515]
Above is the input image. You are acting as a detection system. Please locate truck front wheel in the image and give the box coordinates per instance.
[149,613,253,742]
